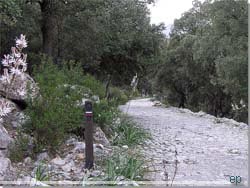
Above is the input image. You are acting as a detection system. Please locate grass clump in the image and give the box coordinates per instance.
[34,163,51,181]
[112,116,151,147]
[104,150,147,181]
[8,133,33,162]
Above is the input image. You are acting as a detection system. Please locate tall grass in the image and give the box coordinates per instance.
[112,117,151,147]
[104,150,146,181]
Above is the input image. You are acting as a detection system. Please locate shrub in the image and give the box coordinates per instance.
[23,58,91,153]
[112,116,151,147]
[93,100,119,131]
[108,87,129,105]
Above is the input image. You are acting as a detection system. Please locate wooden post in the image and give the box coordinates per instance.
[84,101,94,169]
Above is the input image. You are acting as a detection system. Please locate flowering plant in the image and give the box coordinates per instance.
[0,34,28,122]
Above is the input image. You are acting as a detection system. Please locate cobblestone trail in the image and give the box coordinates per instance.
[119,98,248,186]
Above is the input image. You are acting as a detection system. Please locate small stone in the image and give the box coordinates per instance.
[62,161,75,172]
[74,142,86,152]
[51,156,66,166]
[76,153,85,161]
[24,157,32,164]
[228,149,241,155]
[66,137,78,146]
[37,152,50,161]
[122,145,128,149]
[90,170,101,177]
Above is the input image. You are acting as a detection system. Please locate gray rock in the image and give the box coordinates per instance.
[0,157,12,180]
[24,157,32,164]
[0,73,39,101]
[51,156,66,166]
[0,123,13,149]
[93,127,110,146]
[91,95,100,103]
[61,161,75,172]
[73,142,86,153]
[90,170,101,177]
[37,152,50,162]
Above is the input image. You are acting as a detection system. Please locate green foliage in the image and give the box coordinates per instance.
[8,133,32,163]
[0,0,22,26]
[23,58,100,152]
[81,74,106,99]
[155,0,248,122]
[108,87,129,105]
[104,149,146,181]
[112,117,151,147]
[131,89,141,98]
[0,0,164,87]
[34,163,50,181]
[93,100,119,130]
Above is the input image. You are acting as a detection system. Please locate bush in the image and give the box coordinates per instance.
[23,58,98,153]
[112,117,151,147]
[93,100,119,131]
[81,74,106,99]
[108,87,129,105]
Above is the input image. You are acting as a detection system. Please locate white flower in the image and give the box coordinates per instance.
[16,34,28,49]
[0,99,12,117]
[10,67,22,75]
[17,89,26,96]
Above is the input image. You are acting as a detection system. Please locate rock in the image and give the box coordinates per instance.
[73,142,86,153]
[51,156,66,166]
[122,145,129,149]
[93,127,110,146]
[228,149,241,155]
[76,153,85,161]
[0,73,39,102]
[62,161,75,172]
[37,152,50,161]
[0,97,28,130]
[90,170,101,177]
[153,101,162,106]
[91,95,100,103]
[24,157,32,164]
[65,137,78,146]
[95,143,104,150]
[0,123,13,149]
[0,157,12,180]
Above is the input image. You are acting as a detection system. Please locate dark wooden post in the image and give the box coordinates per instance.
[84,101,94,169]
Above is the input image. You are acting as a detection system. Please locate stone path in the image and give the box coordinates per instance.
[119,98,248,186]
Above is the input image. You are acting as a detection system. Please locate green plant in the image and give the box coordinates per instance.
[112,117,151,147]
[108,87,129,105]
[23,59,91,153]
[8,133,32,163]
[34,163,50,181]
[93,100,119,130]
[104,150,146,181]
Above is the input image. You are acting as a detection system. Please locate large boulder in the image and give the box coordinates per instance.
[0,73,39,102]
[0,121,14,150]
[0,157,12,180]
[0,97,26,129]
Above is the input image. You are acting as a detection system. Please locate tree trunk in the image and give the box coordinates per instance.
[40,0,58,58]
